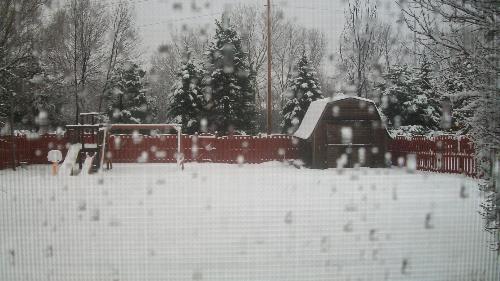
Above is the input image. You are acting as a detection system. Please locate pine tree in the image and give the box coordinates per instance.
[281,53,324,134]
[169,51,204,134]
[439,57,479,132]
[376,59,441,133]
[414,57,441,128]
[106,63,156,124]
[204,19,256,135]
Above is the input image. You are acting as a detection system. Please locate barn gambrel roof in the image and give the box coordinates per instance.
[293,95,386,140]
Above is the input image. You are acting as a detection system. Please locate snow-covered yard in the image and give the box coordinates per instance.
[1,163,498,281]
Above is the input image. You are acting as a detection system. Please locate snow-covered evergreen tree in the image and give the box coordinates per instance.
[105,63,156,124]
[281,53,324,134]
[169,51,204,134]
[204,19,256,134]
[438,58,480,132]
[376,58,441,133]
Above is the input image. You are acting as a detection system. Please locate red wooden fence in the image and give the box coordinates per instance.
[0,133,477,177]
[0,133,300,168]
[388,135,477,177]
[108,134,299,164]
[0,138,11,170]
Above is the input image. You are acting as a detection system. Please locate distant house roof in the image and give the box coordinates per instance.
[293,94,382,140]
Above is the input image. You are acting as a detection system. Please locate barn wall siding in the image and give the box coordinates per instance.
[298,98,391,169]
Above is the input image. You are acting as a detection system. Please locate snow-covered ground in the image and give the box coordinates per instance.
[1,163,498,281]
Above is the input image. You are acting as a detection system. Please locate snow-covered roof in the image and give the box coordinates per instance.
[293,98,330,139]
[293,94,382,140]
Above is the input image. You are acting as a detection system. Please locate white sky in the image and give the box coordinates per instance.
[132,0,401,65]
[47,0,402,74]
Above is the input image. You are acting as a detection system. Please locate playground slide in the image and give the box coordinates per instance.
[81,155,94,176]
[60,143,82,175]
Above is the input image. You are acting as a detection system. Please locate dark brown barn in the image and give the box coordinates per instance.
[294,95,392,169]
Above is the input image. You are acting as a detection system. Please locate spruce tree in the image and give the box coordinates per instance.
[281,53,324,134]
[376,58,441,133]
[106,63,156,124]
[439,57,478,132]
[204,19,256,135]
[413,57,441,128]
[169,51,204,134]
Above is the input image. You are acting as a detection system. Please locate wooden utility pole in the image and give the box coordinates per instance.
[9,84,19,171]
[266,0,272,135]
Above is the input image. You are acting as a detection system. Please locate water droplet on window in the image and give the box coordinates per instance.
[237,155,245,165]
[132,131,143,144]
[137,151,148,163]
[425,213,433,229]
[91,209,100,221]
[155,151,166,158]
[192,271,203,281]
[114,136,121,148]
[284,211,293,224]
[341,127,352,144]
[406,154,417,173]
[36,111,49,126]
[337,154,348,168]
[332,105,340,117]
[343,221,353,232]
[320,236,330,253]
[397,156,405,167]
[358,147,366,165]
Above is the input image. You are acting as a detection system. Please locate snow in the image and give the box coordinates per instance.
[0,163,498,281]
[81,155,94,176]
[79,112,100,116]
[293,98,330,139]
[60,143,81,175]
[84,143,98,149]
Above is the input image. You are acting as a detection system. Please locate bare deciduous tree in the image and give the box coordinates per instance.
[227,4,326,131]
[0,0,43,79]
[98,0,139,113]
[339,0,385,98]
[0,0,45,169]
[69,0,108,122]
[41,0,140,123]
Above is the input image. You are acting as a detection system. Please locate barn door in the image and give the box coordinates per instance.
[326,121,374,168]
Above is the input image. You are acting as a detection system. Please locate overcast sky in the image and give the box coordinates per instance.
[47,0,402,74]
[133,0,401,66]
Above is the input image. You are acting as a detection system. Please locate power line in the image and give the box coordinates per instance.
[41,1,223,27]
[271,4,397,16]
[137,12,223,28]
